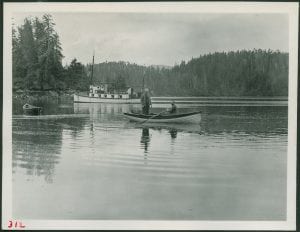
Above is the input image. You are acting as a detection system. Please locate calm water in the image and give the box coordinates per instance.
[12,98,288,220]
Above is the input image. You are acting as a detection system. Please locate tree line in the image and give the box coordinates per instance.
[13,15,288,96]
[92,49,288,96]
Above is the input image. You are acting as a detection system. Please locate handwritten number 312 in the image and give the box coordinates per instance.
[8,220,25,229]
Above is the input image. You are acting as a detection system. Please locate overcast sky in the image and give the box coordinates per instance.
[13,12,288,66]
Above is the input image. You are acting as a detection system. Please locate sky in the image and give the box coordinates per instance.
[12,12,289,66]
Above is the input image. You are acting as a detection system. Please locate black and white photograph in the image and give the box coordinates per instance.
[2,2,298,230]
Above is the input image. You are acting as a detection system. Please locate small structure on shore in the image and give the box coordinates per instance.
[23,103,43,115]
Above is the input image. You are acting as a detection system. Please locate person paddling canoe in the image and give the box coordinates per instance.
[168,101,177,114]
[141,88,152,115]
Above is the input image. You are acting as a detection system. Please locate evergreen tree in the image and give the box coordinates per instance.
[66,58,88,90]
[12,25,26,90]
[18,19,38,89]
[12,14,65,91]
[38,14,64,90]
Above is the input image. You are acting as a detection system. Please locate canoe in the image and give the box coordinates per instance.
[123,111,201,124]
[23,103,42,115]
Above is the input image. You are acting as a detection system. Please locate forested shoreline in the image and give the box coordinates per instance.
[13,15,288,97]
[12,14,88,93]
[92,50,288,96]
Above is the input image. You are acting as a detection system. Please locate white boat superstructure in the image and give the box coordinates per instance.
[74,93,140,103]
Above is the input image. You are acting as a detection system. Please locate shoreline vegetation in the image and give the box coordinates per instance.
[13,14,289,100]
[13,90,74,108]
[13,90,287,114]
[13,90,288,101]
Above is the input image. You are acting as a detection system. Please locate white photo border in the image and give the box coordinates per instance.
[2,2,298,230]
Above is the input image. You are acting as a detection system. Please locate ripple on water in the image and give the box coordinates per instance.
[11,104,288,220]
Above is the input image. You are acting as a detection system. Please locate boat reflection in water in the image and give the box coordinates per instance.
[74,102,139,116]
[137,122,201,135]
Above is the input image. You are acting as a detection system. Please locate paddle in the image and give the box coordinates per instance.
[139,109,169,124]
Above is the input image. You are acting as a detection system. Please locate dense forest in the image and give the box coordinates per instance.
[92,49,288,96]
[13,15,288,97]
[12,14,88,92]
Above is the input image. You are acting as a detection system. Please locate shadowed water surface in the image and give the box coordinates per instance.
[12,99,287,220]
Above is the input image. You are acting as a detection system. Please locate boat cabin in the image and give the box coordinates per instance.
[89,85,135,99]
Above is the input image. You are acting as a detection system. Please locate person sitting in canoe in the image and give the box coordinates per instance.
[168,101,177,114]
[141,88,152,115]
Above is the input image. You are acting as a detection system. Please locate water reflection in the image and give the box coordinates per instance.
[12,103,288,184]
[73,103,287,136]
[169,128,178,139]
[140,128,151,163]
[12,120,63,183]
[12,116,89,183]
[199,106,288,136]
[140,127,178,159]
[141,123,201,135]
[74,102,140,116]
[12,100,288,220]
[140,128,150,153]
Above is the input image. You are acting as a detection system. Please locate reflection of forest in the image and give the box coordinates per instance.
[12,117,88,183]
[199,106,288,135]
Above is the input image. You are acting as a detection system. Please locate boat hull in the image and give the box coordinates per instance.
[123,112,201,124]
[74,94,140,104]
[23,104,42,115]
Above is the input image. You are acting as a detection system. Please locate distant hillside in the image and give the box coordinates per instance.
[90,49,288,97]
[150,64,172,70]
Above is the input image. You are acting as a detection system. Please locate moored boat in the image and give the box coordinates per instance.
[23,103,42,115]
[73,53,142,104]
[74,89,141,104]
[123,111,201,124]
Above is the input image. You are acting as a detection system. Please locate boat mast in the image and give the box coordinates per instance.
[142,76,145,90]
[91,51,95,85]
[142,70,145,91]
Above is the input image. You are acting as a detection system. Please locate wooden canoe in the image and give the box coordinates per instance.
[123,111,201,124]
